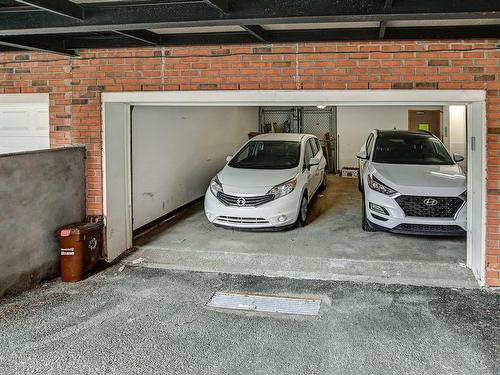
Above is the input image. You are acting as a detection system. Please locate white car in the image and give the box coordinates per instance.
[357,130,466,236]
[205,133,328,229]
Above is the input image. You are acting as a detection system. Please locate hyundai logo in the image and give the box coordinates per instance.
[236,197,246,207]
[423,198,438,207]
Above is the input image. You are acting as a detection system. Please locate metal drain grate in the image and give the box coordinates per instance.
[207,292,321,316]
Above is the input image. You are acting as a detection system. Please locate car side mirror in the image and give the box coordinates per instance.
[308,157,320,168]
[453,153,464,162]
[356,150,368,160]
[226,155,232,162]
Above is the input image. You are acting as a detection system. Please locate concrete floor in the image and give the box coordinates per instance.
[0,267,498,375]
[130,176,476,288]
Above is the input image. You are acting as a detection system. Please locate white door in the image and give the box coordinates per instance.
[358,133,373,188]
[467,102,486,285]
[303,140,316,197]
[0,103,49,154]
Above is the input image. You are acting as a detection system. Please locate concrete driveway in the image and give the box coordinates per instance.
[131,176,475,288]
[0,266,498,375]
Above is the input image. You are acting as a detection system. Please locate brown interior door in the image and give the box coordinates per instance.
[408,110,441,139]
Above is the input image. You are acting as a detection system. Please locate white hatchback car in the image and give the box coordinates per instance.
[205,133,328,229]
[357,130,466,236]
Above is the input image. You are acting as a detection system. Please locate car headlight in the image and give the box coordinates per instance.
[210,176,223,196]
[268,177,297,200]
[368,174,397,195]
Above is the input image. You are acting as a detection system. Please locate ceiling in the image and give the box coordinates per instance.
[0,0,498,56]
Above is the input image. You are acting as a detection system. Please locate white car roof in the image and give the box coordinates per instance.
[251,133,312,142]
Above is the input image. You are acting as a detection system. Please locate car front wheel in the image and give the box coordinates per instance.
[295,193,308,227]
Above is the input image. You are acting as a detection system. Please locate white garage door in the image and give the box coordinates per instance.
[0,103,49,154]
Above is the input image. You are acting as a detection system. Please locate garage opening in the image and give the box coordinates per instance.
[103,90,486,288]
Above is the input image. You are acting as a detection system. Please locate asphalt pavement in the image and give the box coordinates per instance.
[0,266,498,375]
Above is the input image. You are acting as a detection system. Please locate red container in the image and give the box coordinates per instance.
[56,222,103,282]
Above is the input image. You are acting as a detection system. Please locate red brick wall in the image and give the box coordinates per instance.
[0,39,499,285]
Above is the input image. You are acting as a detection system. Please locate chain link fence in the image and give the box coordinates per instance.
[260,108,298,133]
[260,107,337,172]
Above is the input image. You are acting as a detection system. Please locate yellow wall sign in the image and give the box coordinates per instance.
[419,123,430,131]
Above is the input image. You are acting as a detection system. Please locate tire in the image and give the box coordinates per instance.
[318,169,328,192]
[361,193,377,232]
[295,193,309,228]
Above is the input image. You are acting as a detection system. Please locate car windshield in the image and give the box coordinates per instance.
[229,140,301,169]
[372,134,454,165]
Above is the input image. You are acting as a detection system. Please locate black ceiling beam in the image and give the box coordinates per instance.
[15,0,84,20]
[384,25,500,40]
[61,25,500,50]
[203,0,229,13]
[114,30,162,45]
[64,32,257,49]
[240,25,271,42]
[0,0,498,35]
[274,25,500,43]
[0,36,78,56]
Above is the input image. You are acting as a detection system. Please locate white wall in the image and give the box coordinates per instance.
[448,105,467,170]
[131,106,258,230]
[336,106,442,169]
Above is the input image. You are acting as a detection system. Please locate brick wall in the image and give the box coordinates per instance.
[0,39,499,285]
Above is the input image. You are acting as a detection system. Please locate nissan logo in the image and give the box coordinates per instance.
[423,198,438,207]
[236,197,246,207]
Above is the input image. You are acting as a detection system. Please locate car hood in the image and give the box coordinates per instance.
[217,166,298,195]
[371,163,466,196]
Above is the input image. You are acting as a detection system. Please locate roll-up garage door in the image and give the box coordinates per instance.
[0,103,49,154]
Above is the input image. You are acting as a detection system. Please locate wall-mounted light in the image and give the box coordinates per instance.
[316,105,326,109]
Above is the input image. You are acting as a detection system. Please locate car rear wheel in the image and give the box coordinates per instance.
[362,193,376,232]
[295,194,308,227]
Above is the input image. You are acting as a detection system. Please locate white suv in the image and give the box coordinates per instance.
[205,133,327,229]
[357,130,466,236]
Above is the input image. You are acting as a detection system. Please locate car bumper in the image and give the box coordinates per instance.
[204,188,301,229]
[364,188,467,236]
[368,221,466,236]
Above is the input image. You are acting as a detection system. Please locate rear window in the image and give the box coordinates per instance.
[373,135,454,165]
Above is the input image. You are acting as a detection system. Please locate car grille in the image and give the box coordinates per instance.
[216,216,269,224]
[395,195,464,218]
[394,223,464,233]
[217,192,274,207]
